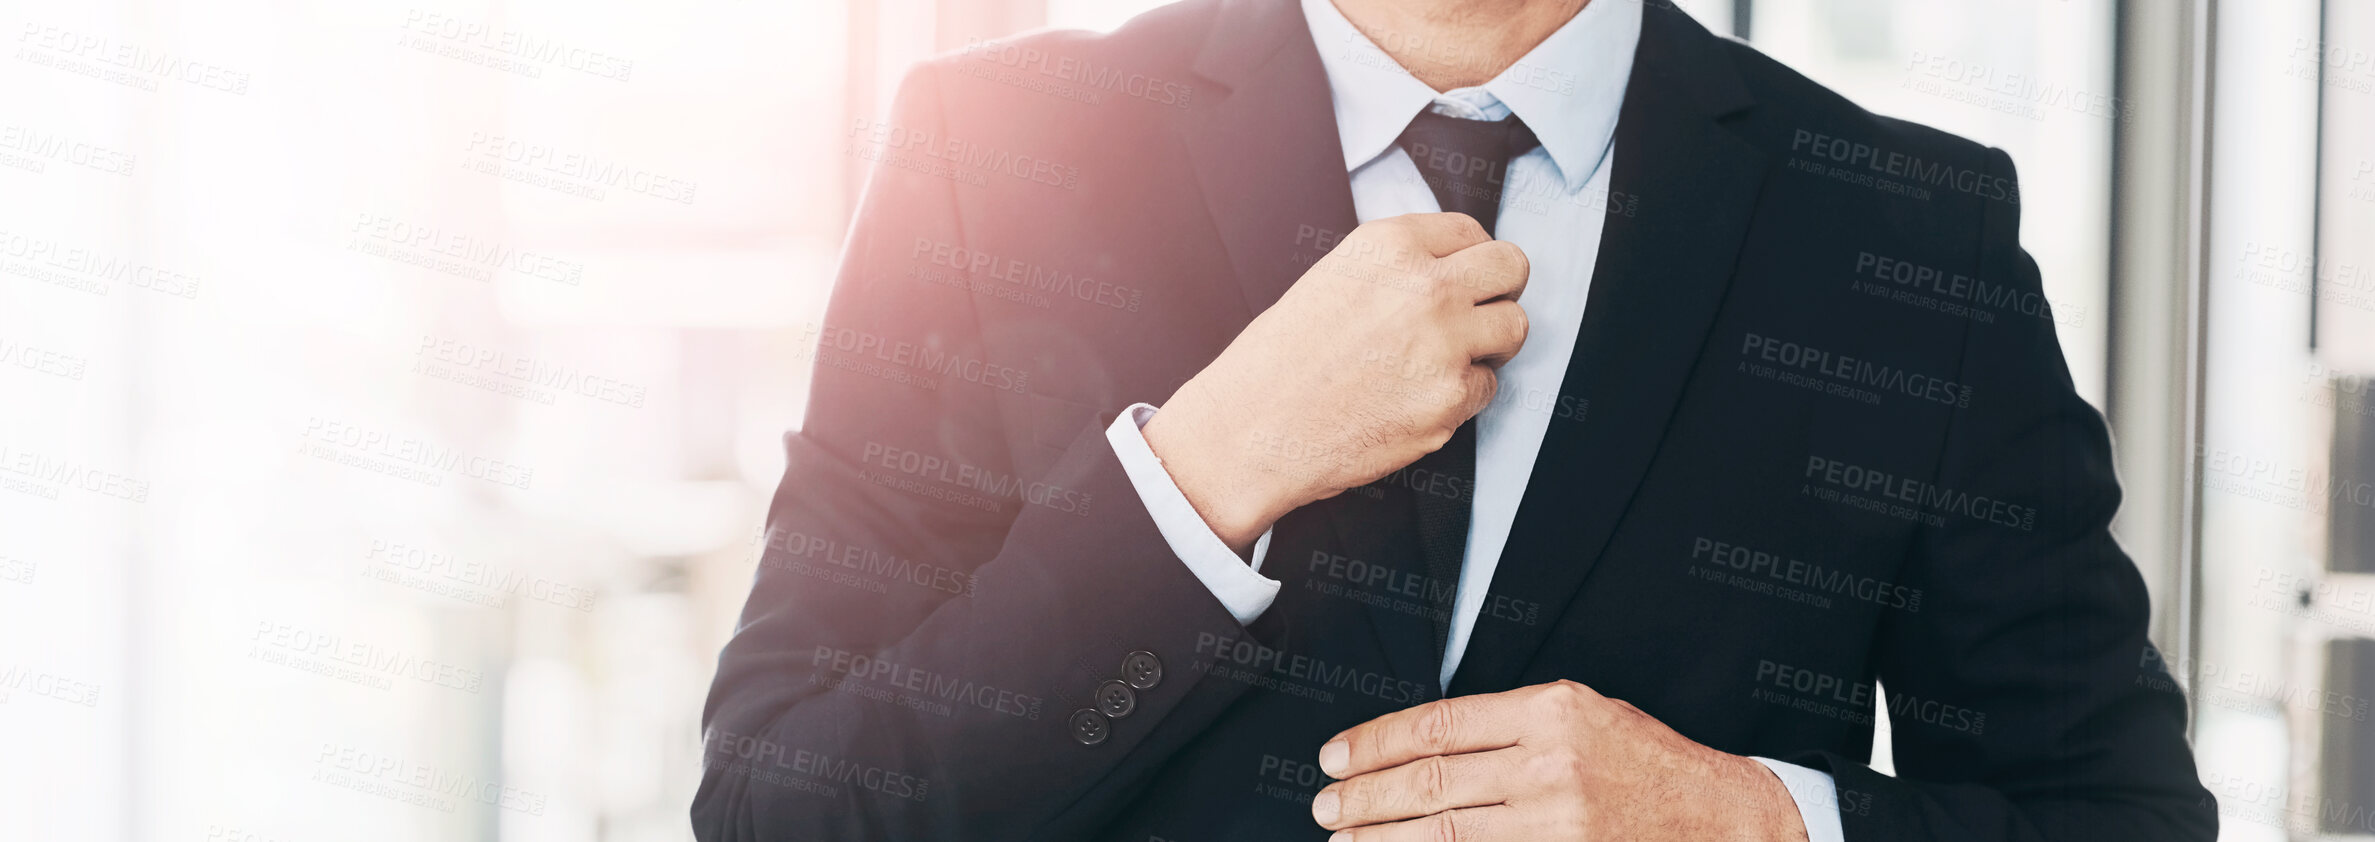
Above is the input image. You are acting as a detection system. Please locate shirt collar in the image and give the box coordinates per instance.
[1299,0,1640,192]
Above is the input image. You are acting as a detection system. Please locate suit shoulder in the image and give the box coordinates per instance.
[1710,36,1994,168]
[1700,33,2023,243]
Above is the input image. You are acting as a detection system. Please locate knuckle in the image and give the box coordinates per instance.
[1500,307,1530,346]
[1449,213,1488,242]
[1340,779,1375,817]
[1418,756,1452,804]
[1535,745,1586,783]
[1420,262,1457,294]
[1545,679,1592,710]
[1428,812,1464,842]
[1471,368,1500,406]
[1479,239,1517,267]
[1418,703,1460,754]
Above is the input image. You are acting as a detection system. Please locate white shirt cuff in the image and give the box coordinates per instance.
[1104,402,1281,626]
[1750,757,1846,842]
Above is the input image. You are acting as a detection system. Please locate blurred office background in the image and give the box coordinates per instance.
[0,0,2368,838]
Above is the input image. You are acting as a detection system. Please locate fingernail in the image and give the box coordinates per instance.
[1330,833,1349,842]
[1319,740,1349,776]
[1312,790,1340,824]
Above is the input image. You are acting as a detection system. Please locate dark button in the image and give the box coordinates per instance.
[1096,679,1138,718]
[1122,650,1163,690]
[1070,708,1110,746]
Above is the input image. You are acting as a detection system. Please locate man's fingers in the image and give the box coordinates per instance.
[1325,803,1523,842]
[1435,238,1529,302]
[1314,749,1518,831]
[1455,365,1499,420]
[1320,692,1529,780]
[1466,300,1529,366]
[1384,211,1494,257]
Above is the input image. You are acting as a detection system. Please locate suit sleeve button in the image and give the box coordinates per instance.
[1069,708,1111,746]
[1122,650,1163,690]
[1096,679,1138,718]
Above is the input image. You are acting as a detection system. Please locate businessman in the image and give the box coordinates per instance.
[695,0,2216,838]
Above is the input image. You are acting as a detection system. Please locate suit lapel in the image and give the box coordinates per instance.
[1182,0,1360,319]
[1448,4,1769,696]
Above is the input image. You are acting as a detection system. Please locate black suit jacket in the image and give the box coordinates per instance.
[694,1,2216,839]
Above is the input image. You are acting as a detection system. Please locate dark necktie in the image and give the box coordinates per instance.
[1390,109,1539,665]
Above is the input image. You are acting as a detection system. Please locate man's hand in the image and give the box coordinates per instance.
[1309,680,1809,841]
[1142,212,1530,552]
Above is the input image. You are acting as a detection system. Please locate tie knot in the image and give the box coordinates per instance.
[1392,110,1540,235]
[1397,109,1540,163]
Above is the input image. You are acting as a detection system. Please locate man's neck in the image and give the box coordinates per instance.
[1332,0,1588,91]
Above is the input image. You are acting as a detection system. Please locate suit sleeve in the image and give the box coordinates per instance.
[691,63,1262,841]
[1781,147,2218,841]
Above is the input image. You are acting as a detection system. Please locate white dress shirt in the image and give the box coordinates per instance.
[1104,1,1843,837]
